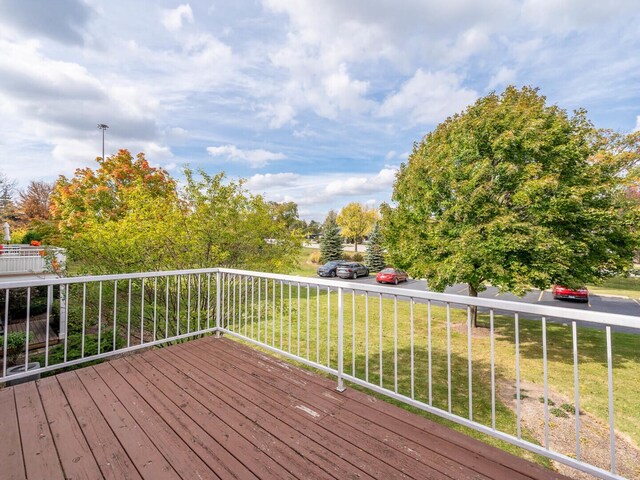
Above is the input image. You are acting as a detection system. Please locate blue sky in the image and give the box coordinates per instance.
[0,0,639,220]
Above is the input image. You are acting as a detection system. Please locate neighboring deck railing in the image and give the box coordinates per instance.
[0,268,638,480]
[0,244,65,275]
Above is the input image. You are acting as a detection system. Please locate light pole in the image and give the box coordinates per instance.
[97,123,109,161]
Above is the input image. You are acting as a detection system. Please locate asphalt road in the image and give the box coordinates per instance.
[321,275,640,332]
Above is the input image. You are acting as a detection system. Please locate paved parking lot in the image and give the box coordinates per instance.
[323,275,640,332]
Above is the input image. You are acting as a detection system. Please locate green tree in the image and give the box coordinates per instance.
[336,202,378,252]
[51,149,176,236]
[51,153,302,274]
[320,214,343,263]
[365,222,386,271]
[268,201,304,232]
[182,169,302,272]
[383,86,640,325]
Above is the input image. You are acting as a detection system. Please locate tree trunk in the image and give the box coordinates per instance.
[468,283,478,328]
[354,237,358,252]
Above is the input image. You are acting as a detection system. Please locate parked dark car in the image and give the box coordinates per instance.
[317,260,348,277]
[336,262,369,279]
[375,267,409,285]
[552,285,589,302]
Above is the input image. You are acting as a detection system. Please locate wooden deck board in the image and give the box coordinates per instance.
[0,336,571,480]
[5,318,59,351]
[13,381,65,480]
[37,376,103,480]
[213,338,547,480]
[177,341,454,480]
[0,387,25,480]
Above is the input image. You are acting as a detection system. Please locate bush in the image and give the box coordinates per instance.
[0,332,31,365]
[33,330,124,366]
[21,231,43,244]
[308,250,321,264]
[0,287,49,321]
[352,252,363,262]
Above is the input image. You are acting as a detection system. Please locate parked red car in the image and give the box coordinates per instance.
[552,285,589,302]
[375,268,409,285]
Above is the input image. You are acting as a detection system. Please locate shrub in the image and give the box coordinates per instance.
[0,287,49,321]
[0,332,31,365]
[308,250,321,264]
[21,231,43,244]
[561,403,576,414]
[352,252,363,262]
[33,330,124,366]
[538,397,556,406]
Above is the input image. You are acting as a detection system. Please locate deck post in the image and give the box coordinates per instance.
[336,286,346,392]
[58,284,67,340]
[215,270,221,338]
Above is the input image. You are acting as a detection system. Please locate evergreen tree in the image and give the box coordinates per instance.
[365,222,386,271]
[320,215,343,263]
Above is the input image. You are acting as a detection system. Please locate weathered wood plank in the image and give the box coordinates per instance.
[182,341,460,480]
[74,367,180,480]
[56,370,142,480]
[37,376,103,480]
[168,344,428,480]
[92,361,218,480]
[120,354,266,480]
[141,349,337,480]
[13,381,65,479]
[0,387,26,480]
[217,337,569,480]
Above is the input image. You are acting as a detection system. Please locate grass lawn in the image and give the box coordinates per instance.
[221,280,639,469]
[587,276,640,299]
[287,247,319,277]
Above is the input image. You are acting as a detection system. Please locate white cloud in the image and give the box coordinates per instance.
[635,116,640,132]
[488,66,516,90]
[378,69,477,125]
[245,172,300,190]
[384,150,396,161]
[521,0,638,36]
[206,145,286,168]
[325,167,397,196]
[161,4,194,32]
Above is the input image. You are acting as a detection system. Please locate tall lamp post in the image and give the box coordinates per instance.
[97,123,109,161]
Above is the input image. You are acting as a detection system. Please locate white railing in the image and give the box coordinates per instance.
[0,268,638,480]
[0,244,65,275]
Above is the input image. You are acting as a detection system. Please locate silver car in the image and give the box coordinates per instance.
[336,262,369,279]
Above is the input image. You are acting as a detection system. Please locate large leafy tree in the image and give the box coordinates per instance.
[51,149,176,236]
[383,86,640,323]
[19,181,54,221]
[320,212,343,263]
[51,152,302,274]
[336,202,378,252]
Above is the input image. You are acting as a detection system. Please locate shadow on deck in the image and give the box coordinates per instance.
[0,337,568,479]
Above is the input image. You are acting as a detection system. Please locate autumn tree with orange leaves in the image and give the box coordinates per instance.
[51,149,176,235]
[51,149,302,274]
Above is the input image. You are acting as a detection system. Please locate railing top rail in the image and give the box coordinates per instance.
[0,267,219,289]
[0,265,637,329]
[217,267,640,330]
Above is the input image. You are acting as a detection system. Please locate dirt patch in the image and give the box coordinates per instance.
[498,380,640,479]
[451,322,496,338]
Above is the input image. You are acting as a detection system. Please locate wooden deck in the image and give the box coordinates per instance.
[4,317,59,350]
[0,337,569,480]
